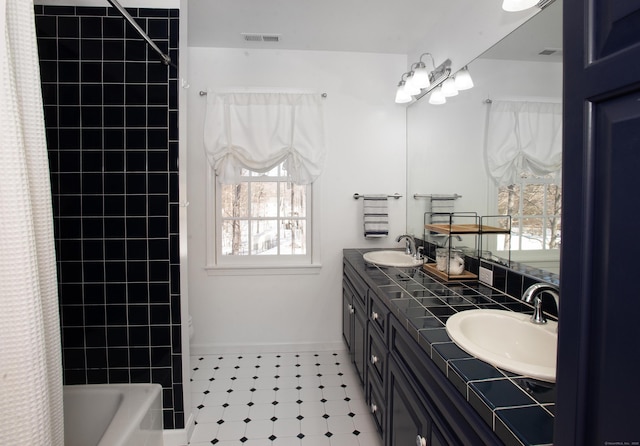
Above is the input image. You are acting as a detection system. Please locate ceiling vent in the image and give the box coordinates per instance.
[242,33,281,43]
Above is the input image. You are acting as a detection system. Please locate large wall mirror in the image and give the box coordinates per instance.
[406,0,562,275]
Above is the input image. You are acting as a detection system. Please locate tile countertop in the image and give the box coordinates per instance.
[344,249,555,446]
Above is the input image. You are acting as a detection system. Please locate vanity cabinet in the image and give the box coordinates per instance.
[343,253,503,446]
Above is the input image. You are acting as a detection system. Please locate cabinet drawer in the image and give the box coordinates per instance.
[368,324,387,388]
[369,289,389,339]
[367,368,386,439]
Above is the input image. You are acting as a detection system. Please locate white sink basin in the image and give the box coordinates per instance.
[363,250,423,267]
[445,309,557,382]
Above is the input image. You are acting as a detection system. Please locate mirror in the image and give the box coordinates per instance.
[406,0,562,275]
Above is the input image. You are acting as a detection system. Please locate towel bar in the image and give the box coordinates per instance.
[200,91,327,98]
[413,193,462,200]
[353,193,402,200]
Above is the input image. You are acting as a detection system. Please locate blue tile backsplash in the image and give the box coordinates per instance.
[35,5,183,429]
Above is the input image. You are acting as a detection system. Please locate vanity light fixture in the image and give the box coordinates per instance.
[502,0,539,11]
[394,54,474,104]
[454,66,474,90]
[394,54,436,103]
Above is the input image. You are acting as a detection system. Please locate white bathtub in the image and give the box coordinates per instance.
[63,384,164,446]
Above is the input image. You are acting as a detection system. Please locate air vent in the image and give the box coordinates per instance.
[241,33,281,43]
[539,48,563,56]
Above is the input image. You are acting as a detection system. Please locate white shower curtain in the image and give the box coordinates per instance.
[0,0,64,445]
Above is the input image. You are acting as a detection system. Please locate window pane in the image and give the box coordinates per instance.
[522,184,544,215]
[280,183,306,217]
[216,160,311,262]
[251,220,278,255]
[498,185,520,215]
[547,183,562,214]
[252,165,279,177]
[221,220,248,255]
[250,182,278,218]
[221,183,248,218]
[520,217,544,250]
[547,216,561,249]
[280,220,306,255]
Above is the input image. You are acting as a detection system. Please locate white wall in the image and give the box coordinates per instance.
[186,48,408,353]
[406,57,563,236]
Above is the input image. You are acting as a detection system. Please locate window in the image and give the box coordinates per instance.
[497,172,561,252]
[207,161,320,273]
[202,91,325,273]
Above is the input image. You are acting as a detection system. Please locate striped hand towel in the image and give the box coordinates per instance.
[430,195,455,223]
[363,195,389,238]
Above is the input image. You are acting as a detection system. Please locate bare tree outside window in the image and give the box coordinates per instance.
[219,162,309,257]
[498,172,561,251]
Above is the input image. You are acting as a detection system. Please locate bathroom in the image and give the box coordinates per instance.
[1,0,638,444]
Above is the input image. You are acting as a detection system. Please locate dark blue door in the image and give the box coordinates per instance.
[558,0,640,444]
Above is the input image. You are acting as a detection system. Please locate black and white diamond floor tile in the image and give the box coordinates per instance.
[188,351,382,446]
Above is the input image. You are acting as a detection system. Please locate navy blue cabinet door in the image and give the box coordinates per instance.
[342,280,353,351]
[388,358,433,446]
[558,0,640,444]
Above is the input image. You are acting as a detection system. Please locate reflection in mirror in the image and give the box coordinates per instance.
[406,0,562,276]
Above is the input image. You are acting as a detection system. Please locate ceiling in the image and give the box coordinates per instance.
[188,0,478,55]
[187,0,562,61]
[480,0,562,62]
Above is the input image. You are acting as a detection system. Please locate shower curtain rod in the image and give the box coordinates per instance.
[106,0,177,69]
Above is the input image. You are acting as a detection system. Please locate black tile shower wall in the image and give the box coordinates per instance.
[35,5,183,429]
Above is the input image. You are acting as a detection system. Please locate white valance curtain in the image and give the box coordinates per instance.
[485,101,562,185]
[203,91,326,185]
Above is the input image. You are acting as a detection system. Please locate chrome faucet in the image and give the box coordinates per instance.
[521,282,560,325]
[395,234,416,257]
[437,235,462,247]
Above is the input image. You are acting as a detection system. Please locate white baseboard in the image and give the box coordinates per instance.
[163,411,195,446]
[190,341,347,356]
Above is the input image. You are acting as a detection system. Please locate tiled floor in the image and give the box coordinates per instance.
[189,350,382,446]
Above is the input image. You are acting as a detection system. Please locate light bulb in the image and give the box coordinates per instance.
[502,0,538,12]
[441,78,458,97]
[411,65,431,89]
[454,67,474,90]
[395,82,412,103]
[428,86,446,105]
[404,74,421,96]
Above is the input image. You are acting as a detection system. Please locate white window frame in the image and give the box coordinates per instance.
[488,174,561,264]
[205,165,322,275]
